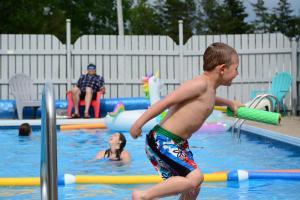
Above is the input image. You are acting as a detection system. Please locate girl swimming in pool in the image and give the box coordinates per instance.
[95,132,131,162]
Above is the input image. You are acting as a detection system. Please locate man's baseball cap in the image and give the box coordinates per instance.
[87,64,96,70]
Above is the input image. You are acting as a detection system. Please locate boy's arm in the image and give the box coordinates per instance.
[130,79,207,139]
[215,97,244,115]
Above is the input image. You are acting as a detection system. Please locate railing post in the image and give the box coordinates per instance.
[291,38,297,115]
[66,19,72,90]
[178,20,184,83]
[40,83,58,200]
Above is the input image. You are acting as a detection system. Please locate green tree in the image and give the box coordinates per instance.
[0,0,67,41]
[153,0,197,43]
[269,0,298,38]
[251,0,270,33]
[58,0,133,42]
[198,0,223,34]
[153,0,168,35]
[0,0,47,33]
[221,0,252,34]
[128,0,162,35]
[199,0,251,34]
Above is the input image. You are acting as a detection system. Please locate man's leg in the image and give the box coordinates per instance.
[71,86,81,115]
[84,87,93,116]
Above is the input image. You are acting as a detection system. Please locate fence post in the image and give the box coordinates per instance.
[117,0,124,35]
[66,19,72,90]
[291,38,298,115]
[178,20,184,83]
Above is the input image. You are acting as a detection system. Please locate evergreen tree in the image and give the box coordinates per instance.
[221,0,252,34]
[270,0,297,38]
[199,0,251,34]
[199,0,223,34]
[251,0,270,33]
[153,0,197,43]
[128,0,162,35]
[153,0,168,35]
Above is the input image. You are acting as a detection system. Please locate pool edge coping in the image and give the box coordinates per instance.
[240,124,300,148]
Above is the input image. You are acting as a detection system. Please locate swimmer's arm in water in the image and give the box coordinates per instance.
[130,78,207,139]
[215,97,244,116]
[95,151,105,160]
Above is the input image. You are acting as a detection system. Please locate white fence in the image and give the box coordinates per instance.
[0,21,299,113]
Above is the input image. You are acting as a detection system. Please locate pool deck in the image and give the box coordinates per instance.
[243,116,300,138]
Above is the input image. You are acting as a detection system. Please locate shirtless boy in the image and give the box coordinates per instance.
[130,42,243,200]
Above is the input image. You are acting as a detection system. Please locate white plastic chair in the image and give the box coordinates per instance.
[9,74,41,119]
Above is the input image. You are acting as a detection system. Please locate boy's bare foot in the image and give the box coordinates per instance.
[132,190,146,200]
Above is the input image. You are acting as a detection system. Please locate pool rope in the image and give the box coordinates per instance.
[1,170,300,186]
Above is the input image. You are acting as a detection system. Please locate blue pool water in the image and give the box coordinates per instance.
[1,128,300,199]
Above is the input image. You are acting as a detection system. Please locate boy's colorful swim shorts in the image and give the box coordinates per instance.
[145,125,198,180]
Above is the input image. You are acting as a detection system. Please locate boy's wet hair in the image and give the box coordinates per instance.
[19,123,32,136]
[203,42,237,71]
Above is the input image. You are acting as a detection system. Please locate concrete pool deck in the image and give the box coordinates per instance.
[244,116,300,138]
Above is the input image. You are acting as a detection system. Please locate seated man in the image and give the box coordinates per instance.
[70,63,105,118]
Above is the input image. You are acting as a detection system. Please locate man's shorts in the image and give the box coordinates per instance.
[145,125,198,180]
[80,91,97,100]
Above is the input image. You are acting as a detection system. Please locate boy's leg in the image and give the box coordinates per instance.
[133,168,203,200]
[178,187,200,200]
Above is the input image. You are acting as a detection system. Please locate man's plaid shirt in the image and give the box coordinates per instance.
[76,74,104,92]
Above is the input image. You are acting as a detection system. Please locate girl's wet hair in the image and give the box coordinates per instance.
[117,132,127,157]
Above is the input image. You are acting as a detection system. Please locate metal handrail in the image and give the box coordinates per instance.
[231,94,281,138]
[40,83,58,200]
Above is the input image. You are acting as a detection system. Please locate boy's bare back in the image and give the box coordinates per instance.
[160,74,216,139]
[131,42,240,141]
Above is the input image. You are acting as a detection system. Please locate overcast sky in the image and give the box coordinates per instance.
[244,0,300,22]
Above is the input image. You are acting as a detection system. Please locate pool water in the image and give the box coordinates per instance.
[1,128,300,199]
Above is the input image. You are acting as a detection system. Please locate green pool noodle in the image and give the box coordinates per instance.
[226,107,281,125]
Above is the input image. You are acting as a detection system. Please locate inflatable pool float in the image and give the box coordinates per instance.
[105,72,164,132]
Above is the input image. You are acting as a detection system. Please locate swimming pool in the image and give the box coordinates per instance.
[1,127,300,199]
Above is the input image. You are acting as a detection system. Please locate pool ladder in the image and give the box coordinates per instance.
[40,83,58,200]
[231,94,281,139]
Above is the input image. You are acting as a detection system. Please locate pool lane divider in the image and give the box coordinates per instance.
[1,170,300,186]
